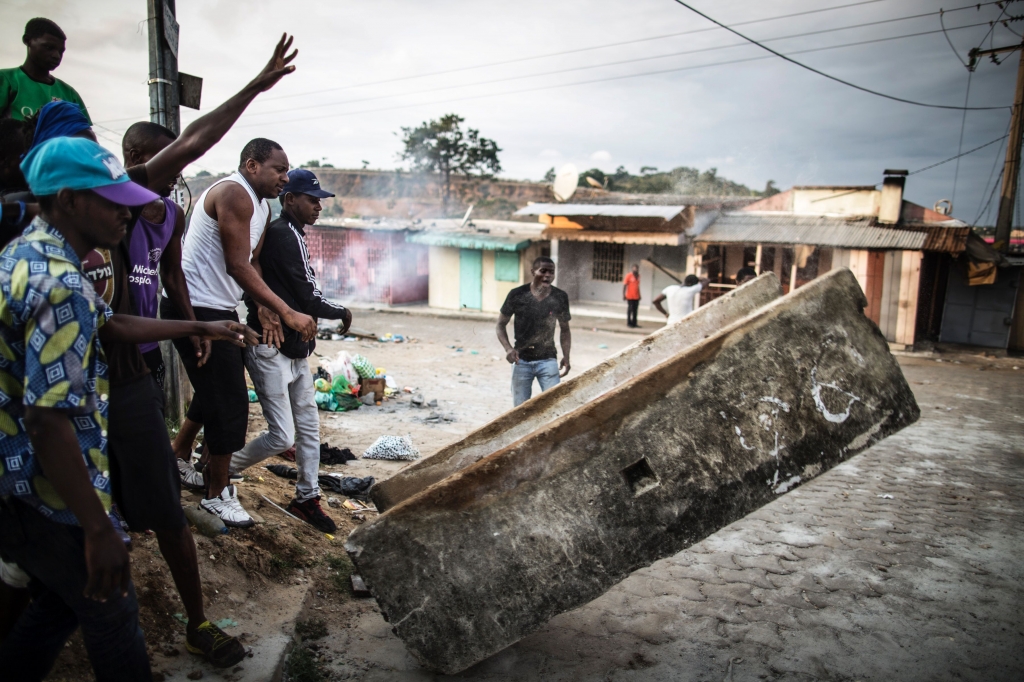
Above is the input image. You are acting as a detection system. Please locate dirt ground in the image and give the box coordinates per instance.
[45,311,641,681]
[41,310,1024,681]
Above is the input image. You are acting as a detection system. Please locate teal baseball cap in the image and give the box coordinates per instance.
[20,136,159,207]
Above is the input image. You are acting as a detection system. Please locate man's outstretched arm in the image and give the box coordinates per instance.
[140,34,299,191]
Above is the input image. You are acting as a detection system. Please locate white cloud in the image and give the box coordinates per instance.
[1,0,1016,222]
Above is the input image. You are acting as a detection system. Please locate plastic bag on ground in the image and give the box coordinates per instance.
[351,354,376,379]
[363,434,420,461]
[322,351,359,387]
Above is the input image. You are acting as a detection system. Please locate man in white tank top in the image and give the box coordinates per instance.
[163,138,316,527]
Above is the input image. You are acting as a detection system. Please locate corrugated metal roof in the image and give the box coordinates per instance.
[696,213,927,250]
[515,203,686,220]
[407,232,532,251]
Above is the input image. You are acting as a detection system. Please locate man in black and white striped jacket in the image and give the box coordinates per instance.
[235,168,351,533]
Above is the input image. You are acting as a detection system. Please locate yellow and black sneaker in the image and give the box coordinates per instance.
[186,620,246,668]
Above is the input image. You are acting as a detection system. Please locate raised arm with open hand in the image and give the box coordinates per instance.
[138,33,300,192]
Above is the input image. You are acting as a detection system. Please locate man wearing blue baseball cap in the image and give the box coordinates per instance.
[0,137,256,681]
[231,168,351,532]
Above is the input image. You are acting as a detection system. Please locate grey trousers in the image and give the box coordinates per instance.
[231,345,322,501]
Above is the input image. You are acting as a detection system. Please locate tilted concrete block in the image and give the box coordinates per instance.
[370,273,784,512]
[346,268,920,674]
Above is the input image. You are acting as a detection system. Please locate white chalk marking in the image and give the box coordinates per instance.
[774,475,801,494]
[811,366,860,423]
[735,425,756,451]
[759,397,790,412]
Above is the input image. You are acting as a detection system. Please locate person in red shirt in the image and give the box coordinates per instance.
[623,263,642,327]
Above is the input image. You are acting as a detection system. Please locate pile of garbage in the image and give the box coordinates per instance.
[314,351,397,412]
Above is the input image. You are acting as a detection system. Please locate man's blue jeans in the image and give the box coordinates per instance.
[512,358,561,406]
[0,498,151,682]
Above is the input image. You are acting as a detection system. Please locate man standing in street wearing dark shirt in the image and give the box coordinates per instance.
[496,257,572,407]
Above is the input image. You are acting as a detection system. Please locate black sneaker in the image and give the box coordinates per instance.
[185,620,246,668]
[286,496,337,533]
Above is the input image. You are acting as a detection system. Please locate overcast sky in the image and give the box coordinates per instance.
[1,0,1019,223]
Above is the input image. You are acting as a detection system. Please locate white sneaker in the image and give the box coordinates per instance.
[177,458,206,491]
[200,485,255,528]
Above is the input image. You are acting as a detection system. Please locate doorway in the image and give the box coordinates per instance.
[459,249,483,309]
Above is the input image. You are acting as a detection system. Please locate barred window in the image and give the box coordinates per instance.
[592,243,625,282]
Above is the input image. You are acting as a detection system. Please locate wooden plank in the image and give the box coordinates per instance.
[866,251,885,325]
[877,251,898,341]
[895,250,923,346]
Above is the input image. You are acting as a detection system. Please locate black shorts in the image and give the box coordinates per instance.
[108,374,187,532]
[142,347,165,390]
[160,297,248,454]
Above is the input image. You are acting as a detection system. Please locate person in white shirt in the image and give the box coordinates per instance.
[653,274,707,325]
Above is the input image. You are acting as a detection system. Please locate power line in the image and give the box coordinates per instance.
[670,0,1009,111]
[94,0,999,125]
[254,0,900,105]
[940,9,970,67]
[93,0,1005,127]
[218,24,1005,131]
[976,166,1005,224]
[909,133,1008,175]
[951,70,973,206]
[973,118,1012,222]
[238,15,997,122]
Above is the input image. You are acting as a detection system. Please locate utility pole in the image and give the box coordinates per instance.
[971,43,1024,252]
[147,0,181,134]
[147,0,190,423]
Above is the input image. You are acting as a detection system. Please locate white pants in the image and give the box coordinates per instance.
[231,345,322,502]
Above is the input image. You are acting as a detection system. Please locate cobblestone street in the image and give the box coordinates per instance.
[324,353,1024,681]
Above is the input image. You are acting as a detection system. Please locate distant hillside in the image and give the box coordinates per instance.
[184,169,608,221]
[182,167,761,221]
[571,166,773,197]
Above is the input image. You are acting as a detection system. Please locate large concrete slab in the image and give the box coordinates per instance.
[370,273,783,511]
[346,268,920,674]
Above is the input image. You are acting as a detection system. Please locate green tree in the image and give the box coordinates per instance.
[543,167,556,183]
[399,113,501,216]
[762,180,780,197]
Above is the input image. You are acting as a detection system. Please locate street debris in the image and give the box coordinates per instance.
[320,442,357,464]
[264,465,375,497]
[350,574,372,597]
[363,434,420,460]
[260,494,304,522]
[315,350,397,411]
[183,506,228,537]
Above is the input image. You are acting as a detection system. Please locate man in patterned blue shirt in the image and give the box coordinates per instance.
[0,137,256,682]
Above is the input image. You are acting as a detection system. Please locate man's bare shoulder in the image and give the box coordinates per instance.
[207,180,250,204]
[204,180,254,221]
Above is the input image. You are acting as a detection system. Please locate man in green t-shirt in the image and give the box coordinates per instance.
[0,17,90,123]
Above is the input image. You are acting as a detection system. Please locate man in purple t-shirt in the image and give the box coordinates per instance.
[121,122,192,389]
